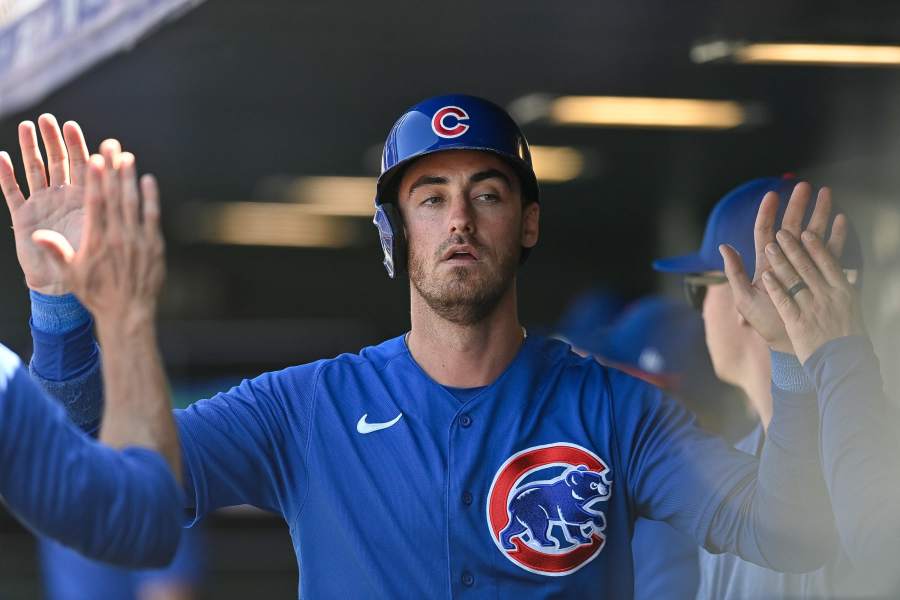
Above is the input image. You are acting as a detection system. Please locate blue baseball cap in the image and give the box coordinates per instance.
[653,176,864,279]
[554,289,626,355]
[595,296,706,386]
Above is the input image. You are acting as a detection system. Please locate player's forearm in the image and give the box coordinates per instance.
[748,378,836,571]
[96,318,182,484]
[806,336,900,583]
[0,345,182,567]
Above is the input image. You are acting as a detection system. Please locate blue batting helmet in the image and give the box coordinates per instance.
[372,94,539,278]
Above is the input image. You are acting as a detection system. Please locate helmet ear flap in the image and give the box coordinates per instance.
[373,203,407,279]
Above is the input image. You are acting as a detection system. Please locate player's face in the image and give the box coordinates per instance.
[397,150,539,325]
[700,275,745,385]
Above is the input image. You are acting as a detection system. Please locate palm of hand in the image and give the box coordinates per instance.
[12,185,85,294]
[744,267,793,353]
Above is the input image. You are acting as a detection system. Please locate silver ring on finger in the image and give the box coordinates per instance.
[787,281,809,298]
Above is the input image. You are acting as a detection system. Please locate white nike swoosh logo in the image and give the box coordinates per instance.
[356,413,403,434]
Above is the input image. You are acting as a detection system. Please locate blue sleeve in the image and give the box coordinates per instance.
[0,344,182,567]
[632,518,699,600]
[805,336,900,588]
[29,291,103,433]
[175,362,320,525]
[610,369,835,573]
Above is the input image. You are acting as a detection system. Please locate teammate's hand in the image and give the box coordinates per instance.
[30,153,165,334]
[0,115,124,295]
[759,219,862,363]
[719,182,840,355]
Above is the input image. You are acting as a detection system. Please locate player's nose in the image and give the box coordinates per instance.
[447,193,475,236]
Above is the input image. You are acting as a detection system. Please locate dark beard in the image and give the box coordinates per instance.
[408,237,518,326]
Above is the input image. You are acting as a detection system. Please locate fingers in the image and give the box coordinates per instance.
[119,153,140,233]
[0,151,26,214]
[805,186,832,239]
[781,181,812,238]
[141,174,161,240]
[102,151,123,243]
[62,121,90,186]
[18,121,48,195]
[99,139,122,170]
[81,156,106,253]
[827,213,848,260]
[770,230,828,296]
[37,114,69,187]
[801,230,848,289]
[720,243,754,298]
[762,271,802,324]
[753,191,780,280]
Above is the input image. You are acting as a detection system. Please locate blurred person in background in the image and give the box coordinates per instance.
[40,526,205,600]
[655,176,900,599]
[552,287,625,354]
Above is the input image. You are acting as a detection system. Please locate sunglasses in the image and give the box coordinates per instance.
[683,273,728,311]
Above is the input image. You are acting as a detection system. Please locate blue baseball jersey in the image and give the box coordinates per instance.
[171,333,834,598]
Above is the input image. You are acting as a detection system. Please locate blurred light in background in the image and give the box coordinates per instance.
[279,176,376,216]
[179,202,359,248]
[550,96,747,130]
[528,145,585,182]
[510,94,750,130]
[692,40,900,67]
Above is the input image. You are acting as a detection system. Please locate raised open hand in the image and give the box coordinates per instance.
[760,216,861,363]
[719,182,842,354]
[31,153,165,334]
[0,115,124,295]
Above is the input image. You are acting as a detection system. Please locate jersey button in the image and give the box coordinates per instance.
[459,414,472,428]
[462,491,473,506]
[461,571,475,587]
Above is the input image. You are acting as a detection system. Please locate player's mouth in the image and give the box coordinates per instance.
[442,245,480,263]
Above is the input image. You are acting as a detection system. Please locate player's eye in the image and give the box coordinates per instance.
[475,193,499,203]
[421,196,443,206]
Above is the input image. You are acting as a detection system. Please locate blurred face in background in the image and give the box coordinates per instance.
[701,275,747,386]
[398,150,539,325]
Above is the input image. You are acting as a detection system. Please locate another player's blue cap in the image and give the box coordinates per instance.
[594,296,705,389]
[554,289,625,355]
[653,176,864,280]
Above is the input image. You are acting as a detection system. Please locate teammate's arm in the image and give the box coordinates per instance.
[31,152,181,481]
[0,344,182,567]
[1,116,113,433]
[3,122,309,521]
[613,370,835,572]
[760,220,900,591]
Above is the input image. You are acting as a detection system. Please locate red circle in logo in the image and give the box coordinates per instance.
[431,106,470,138]
[486,443,612,576]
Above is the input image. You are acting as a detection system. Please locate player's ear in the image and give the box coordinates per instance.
[521,200,539,249]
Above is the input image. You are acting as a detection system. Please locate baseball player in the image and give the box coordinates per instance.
[1,96,875,598]
[0,152,182,567]
[655,177,900,598]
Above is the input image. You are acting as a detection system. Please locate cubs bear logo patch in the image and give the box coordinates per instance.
[486,442,612,576]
